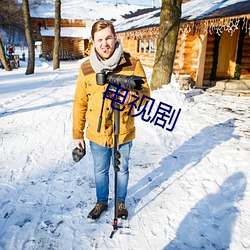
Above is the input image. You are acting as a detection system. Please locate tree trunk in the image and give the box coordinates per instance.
[151,0,182,90]
[0,37,11,71]
[53,0,61,70]
[22,0,35,75]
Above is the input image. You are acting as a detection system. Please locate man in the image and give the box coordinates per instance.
[72,20,150,220]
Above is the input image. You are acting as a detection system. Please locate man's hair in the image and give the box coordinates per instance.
[91,20,116,40]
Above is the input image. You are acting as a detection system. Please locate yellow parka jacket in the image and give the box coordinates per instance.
[72,52,150,148]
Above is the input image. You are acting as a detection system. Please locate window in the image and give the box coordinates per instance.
[137,38,156,54]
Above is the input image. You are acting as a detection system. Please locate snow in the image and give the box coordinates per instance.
[115,0,249,32]
[181,0,249,21]
[0,48,250,249]
[91,0,161,7]
[30,0,152,20]
[114,9,160,32]
[40,27,92,39]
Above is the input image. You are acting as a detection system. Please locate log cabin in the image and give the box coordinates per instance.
[115,0,250,91]
[31,18,92,60]
[30,1,152,61]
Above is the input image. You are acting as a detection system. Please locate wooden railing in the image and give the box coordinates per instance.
[46,51,81,61]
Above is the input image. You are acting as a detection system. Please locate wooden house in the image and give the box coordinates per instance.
[115,0,250,88]
[31,18,92,60]
[30,0,152,60]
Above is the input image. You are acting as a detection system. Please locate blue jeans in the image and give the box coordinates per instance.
[89,140,132,205]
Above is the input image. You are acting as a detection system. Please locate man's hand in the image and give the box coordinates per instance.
[108,90,130,105]
[72,139,86,162]
[117,90,130,104]
[74,139,85,149]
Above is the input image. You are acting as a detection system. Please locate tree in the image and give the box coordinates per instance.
[0,37,11,71]
[0,0,23,71]
[22,0,35,75]
[151,0,182,90]
[0,0,24,43]
[53,0,61,70]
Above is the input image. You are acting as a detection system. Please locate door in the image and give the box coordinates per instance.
[216,30,239,79]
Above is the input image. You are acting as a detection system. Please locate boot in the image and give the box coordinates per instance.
[87,202,108,220]
[117,202,128,219]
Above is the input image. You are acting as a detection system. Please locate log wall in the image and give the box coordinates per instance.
[32,18,86,29]
[173,33,199,81]
[203,34,216,82]
[240,34,250,79]
[120,38,156,68]
[33,15,250,83]
[41,37,87,58]
[32,17,87,59]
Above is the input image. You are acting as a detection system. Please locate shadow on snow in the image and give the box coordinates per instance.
[164,172,247,249]
[127,118,243,248]
[128,119,239,213]
[0,100,73,117]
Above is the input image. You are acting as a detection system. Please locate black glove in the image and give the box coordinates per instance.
[72,146,86,162]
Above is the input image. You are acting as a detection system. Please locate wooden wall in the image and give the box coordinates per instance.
[134,53,156,68]
[118,19,250,87]
[203,33,216,84]
[203,28,250,83]
[120,31,200,80]
[41,37,53,57]
[33,15,250,83]
[120,39,137,54]
[240,34,250,79]
[31,18,87,42]
[32,18,86,29]
[174,34,199,80]
[120,38,156,68]
[173,35,185,74]
[172,33,199,84]
[32,17,88,59]
[41,36,87,58]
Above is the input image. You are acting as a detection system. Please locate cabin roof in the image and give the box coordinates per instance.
[40,27,91,39]
[115,0,250,32]
[115,8,160,33]
[182,0,250,21]
[30,0,151,20]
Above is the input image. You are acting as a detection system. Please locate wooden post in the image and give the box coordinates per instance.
[139,39,142,53]
[144,38,146,54]
[195,32,207,88]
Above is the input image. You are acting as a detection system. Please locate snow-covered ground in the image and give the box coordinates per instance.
[0,50,249,250]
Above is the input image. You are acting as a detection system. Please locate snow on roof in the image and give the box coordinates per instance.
[114,8,160,32]
[182,0,250,21]
[40,27,92,39]
[114,0,250,33]
[30,0,151,20]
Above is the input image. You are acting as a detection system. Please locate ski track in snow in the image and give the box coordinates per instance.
[0,58,250,249]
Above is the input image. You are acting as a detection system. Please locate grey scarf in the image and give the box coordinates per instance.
[90,41,123,73]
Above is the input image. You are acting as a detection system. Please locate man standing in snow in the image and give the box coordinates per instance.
[72,20,150,220]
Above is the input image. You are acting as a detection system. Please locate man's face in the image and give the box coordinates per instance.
[93,27,117,60]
